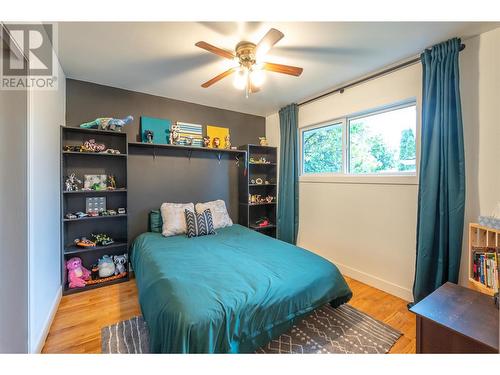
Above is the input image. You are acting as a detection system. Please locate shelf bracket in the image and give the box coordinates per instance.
[187,150,193,160]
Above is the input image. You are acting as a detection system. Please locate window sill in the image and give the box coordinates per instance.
[299,174,418,185]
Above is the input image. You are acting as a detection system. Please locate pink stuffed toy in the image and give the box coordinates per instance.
[66,257,91,288]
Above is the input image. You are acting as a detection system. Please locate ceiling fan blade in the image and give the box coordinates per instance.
[263,62,303,76]
[255,28,284,58]
[195,41,235,60]
[201,68,237,88]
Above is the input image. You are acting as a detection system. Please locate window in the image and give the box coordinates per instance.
[302,123,343,174]
[301,101,417,176]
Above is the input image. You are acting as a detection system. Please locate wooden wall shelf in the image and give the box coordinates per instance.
[468,223,499,296]
[128,142,246,155]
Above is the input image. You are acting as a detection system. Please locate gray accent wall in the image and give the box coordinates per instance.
[65,79,265,241]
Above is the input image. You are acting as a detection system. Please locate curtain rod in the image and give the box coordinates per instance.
[298,43,466,107]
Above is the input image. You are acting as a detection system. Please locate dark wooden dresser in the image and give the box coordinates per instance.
[410,282,499,353]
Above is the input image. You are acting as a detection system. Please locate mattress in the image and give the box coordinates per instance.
[130,224,352,353]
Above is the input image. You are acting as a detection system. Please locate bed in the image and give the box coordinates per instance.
[130,224,352,353]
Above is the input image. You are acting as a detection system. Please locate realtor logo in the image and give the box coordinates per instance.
[1,23,58,90]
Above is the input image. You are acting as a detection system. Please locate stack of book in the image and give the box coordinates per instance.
[472,248,499,292]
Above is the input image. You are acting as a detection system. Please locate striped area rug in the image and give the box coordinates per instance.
[101,304,401,354]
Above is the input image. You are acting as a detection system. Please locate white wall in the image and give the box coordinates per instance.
[28,39,66,353]
[458,28,500,285]
[266,29,500,300]
[267,65,421,301]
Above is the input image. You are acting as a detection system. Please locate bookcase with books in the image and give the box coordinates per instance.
[468,223,499,296]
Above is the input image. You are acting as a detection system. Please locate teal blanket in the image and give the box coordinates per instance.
[131,225,352,353]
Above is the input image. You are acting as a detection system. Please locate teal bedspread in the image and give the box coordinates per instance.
[130,224,352,353]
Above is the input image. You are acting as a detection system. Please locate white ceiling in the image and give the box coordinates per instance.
[57,22,498,117]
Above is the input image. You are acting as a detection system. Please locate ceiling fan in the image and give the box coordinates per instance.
[195,28,303,97]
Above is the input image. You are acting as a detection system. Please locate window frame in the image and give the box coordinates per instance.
[299,99,419,185]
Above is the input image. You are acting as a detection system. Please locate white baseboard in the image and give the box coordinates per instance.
[32,286,62,353]
[334,261,413,302]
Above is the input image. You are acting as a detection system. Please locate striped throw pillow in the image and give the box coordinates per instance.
[184,209,216,238]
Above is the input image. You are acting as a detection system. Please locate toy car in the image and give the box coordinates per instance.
[74,237,96,248]
[75,211,88,219]
[65,213,77,220]
[117,208,126,215]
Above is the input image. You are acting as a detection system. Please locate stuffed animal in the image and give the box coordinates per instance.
[66,257,91,288]
[113,254,128,275]
[98,255,115,278]
[169,123,180,145]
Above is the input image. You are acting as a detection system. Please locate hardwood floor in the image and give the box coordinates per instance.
[42,276,416,353]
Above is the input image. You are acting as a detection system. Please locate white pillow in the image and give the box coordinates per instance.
[195,200,233,229]
[160,202,195,237]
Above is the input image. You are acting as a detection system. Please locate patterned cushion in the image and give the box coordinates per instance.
[185,209,216,238]
[195,200,233,229]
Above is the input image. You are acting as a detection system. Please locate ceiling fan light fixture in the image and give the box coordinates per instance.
[250,68,265,87]
[233,68,247,90]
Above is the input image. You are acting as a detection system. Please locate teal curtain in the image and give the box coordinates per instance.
[277,104,299,244]
[412,38,466,303]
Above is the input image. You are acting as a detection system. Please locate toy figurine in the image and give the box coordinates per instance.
[145,130,154,143]
[169,123,181,145]
[113,254,128,275]
[107,175,117,190]
[83,139,106,153]
[66,257,91,288]
[225,134,231,149]
[91,233,114,246]
[90,264,99,280]
[108,115,133,131]
[74,237,96,248]
[185,136,194,146]
[101,148,121,154]
[65,173,81,192]
[213,137,221,148]
[259,137,269,146]
[203,136,210,147]
[80,118,112,130]
[79,115,133,132]
[256,217,270,227]
[117,207,126,214]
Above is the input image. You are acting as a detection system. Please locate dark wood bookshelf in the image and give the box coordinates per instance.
[61,126,129,295]
[63,188,127,195]
[62,276,129,295]
[64,241,128,255]
[63,214,127,222]
[63,151,127,158]
[238,144,278,238]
